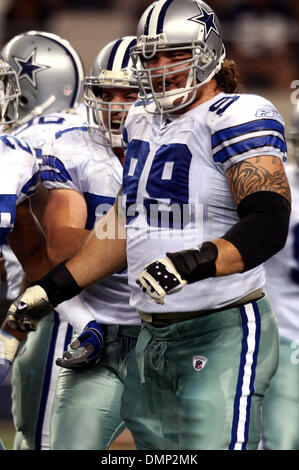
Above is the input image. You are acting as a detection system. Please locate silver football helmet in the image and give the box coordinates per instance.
[0,53,20,125]
[131,0,226,113]
[84,36,139,148]
[288,103,299,168]
[2,31,85,124]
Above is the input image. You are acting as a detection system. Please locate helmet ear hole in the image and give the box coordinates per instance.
[91,86,102,98]
[20,95,28,106]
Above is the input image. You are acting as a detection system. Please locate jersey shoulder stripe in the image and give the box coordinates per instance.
[213,134,286,163]
[211,118,285,149]
[40,155,72,183]
[20,171,40,197]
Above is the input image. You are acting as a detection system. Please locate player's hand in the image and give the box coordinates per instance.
[56,321,104,369]
[6,285,52,332]
[0,330,20,393]
[136,257,187,304]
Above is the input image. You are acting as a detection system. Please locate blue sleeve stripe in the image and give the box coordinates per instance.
[83,192,115,230]
[21,171,39,196]
[213,135,286,163]
[55,125,87,140]
[40,170,72,184]
[41,155,72,182]
[211,119,285,149]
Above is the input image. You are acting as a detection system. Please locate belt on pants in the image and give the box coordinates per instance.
[138,288,264,327]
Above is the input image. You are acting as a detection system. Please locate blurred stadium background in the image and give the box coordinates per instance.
[0,0,298,450]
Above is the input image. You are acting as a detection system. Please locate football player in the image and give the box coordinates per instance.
[0,31,86,450]
[0,133,49,400]
[5,0,291,450]
[0,54,21,322]
[0,55,52,421]
[261,104,299,450]
[39,36,141,450]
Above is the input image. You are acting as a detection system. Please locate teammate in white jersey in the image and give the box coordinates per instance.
[261,104,299,450]
[0,135,53,391]
[0,54,21,323]
[5,0,291,450]
[0,56,53,434]
[0,31,86,450]
[39,36,141,450]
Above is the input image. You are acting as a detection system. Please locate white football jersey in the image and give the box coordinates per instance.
[1,105,87,300]
[41,124,140,325]
[264,164,299,341]
[12,104,87,166]
[0,134,38,244]
[122,92,287,313]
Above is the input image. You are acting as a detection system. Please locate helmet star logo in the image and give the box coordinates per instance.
[188,6,219,41]
[12,49,49,89]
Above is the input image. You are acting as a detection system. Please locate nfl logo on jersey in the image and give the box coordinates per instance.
[193,356,207,371]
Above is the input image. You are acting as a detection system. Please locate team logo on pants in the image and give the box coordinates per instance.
[193,356,207,371]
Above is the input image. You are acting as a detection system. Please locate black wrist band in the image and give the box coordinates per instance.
[33,262,82,307]
[166,241,218,284]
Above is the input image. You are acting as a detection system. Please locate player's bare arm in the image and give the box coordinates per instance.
[226,156,291,205]
[7,200,52,283]
[30,181,49,225]
[5,197,127,332]
[214,156,291,276]
[66,200,127,288]
[2,199,52,338]
[43,188,90,266]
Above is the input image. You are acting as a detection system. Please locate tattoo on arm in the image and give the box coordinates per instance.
[226,156,291,206]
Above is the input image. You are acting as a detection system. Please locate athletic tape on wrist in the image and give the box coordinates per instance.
[0,330,20,363]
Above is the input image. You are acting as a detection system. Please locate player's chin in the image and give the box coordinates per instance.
[172,95,185,107]
[173,90,197,109]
